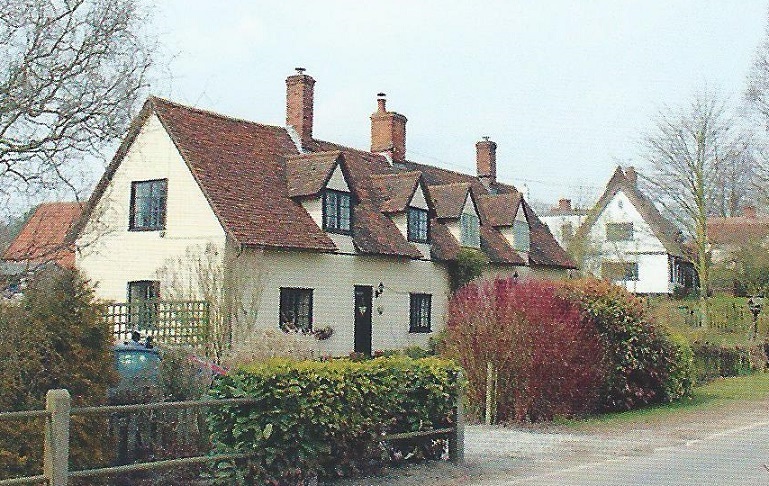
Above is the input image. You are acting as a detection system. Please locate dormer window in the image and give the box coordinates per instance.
[407,207,429,243]
[323,189,352,234]
[512,220,530,252]
[460,213,480,248]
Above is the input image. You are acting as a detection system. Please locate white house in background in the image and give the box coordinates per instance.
[72,69,575,356]
[574,166,696,295]
[540,198,588,250]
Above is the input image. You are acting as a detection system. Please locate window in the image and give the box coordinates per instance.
[128,280,160,302]
[127,280,160,330]
[407,207,429,243]
[323,189,352,234]
[601,261,639,281]
[279,288,313,333]
[606,222,633,241]
[512,220,531,252]
[409,293,432,333]
[460,213,480,248]
[130,179,167,231]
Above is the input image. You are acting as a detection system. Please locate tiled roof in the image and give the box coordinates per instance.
[429,183,472,219]
[575,166,686,259]
[285,151,342,198]
[707,216,769,246]
[477,192,522,227]
[522,201,576,268]
[75,97,574,268]
[370,172,422,213]
[3,202,81,267]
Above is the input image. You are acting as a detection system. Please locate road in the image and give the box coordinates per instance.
[469,420,769,485]
[330,397,769,486]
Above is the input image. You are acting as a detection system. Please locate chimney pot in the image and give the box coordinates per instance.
[286,69,315,145]
[377,93,387,113]
[371,94,407,162]
[625,166,637,186]
[558,198,572,211]
[476,137,497,187]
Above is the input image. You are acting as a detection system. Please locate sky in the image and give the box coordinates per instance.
[150,0,767,209]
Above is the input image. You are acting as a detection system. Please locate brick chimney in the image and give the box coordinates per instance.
[557,198,572,212]
[476,136,497,187]
[370,93,407,163]
[286,67,315,144]
[625,166,637,186]
[744,206,757,218]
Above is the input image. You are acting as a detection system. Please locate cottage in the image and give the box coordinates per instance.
[72,70,574,355]
[540,198,588,250]
[573,166,695,295]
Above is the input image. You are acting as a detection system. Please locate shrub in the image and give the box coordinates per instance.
[206,356,460,484]
[691,342,768,382]
[448,248,488,291]
[558,278,694,411]
[444,278,603,422]
[0,268,117,479]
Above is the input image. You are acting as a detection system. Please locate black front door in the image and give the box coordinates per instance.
[354,286,373,355]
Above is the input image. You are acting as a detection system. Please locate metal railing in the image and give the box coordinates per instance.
[0,382,465,486]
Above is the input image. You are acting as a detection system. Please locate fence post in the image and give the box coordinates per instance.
[449,371,465,465]
[44,389,70,486]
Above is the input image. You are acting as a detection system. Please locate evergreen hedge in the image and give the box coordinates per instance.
[206,356,460,485]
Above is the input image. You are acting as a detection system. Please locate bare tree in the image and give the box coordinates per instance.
[1,0,155,202]
[747,8,769,130]
[642,92,752,327]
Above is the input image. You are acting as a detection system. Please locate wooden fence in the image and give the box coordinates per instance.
[103,300,209,345]
[0,383,465,486]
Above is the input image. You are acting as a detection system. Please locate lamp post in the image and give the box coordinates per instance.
[748,296,763,340]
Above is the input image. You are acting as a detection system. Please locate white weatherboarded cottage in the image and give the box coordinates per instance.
[74,70,576,355]
[574,167,695,295]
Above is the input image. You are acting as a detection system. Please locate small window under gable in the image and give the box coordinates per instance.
[408,207,429,243]
[606,222,633,241]
[461,213,480,248]
[321,163,353,235]
[512,204,530,252]
[459,191,481,248]
[323,189,352,234]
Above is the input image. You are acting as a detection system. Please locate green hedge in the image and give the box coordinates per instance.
[206,356,461,485]
[692,342,768,382]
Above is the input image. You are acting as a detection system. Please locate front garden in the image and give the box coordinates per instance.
[1,269,766,485]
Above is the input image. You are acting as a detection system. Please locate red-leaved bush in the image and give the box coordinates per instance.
[445,278,604,422]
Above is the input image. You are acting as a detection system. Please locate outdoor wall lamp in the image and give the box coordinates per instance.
[374,282,384,298]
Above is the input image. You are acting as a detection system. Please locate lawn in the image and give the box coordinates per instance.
[648,295,769,346]
[559,372,769,429]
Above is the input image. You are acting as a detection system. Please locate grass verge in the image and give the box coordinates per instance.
[558,372,769,429]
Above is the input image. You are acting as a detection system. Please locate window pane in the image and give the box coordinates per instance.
[513,220,530,252]
[131,179,167,230]
[279,288,313,333]
[409,293,432,333]
[323,190,353,234]
[606,222,633,241]
[460,213,480,248]
[408,208,428,242]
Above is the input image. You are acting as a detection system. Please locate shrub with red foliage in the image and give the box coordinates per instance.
[445,278,604,422]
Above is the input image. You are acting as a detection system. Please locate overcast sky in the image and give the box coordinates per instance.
[152,1,768,208]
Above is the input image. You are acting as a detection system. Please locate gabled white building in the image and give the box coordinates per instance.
[574,167,696,295]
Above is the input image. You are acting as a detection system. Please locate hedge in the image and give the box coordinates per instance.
[558,279,694,411]
[691,342,768,382]
[206,356,461,485]
[444,278,604,422]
